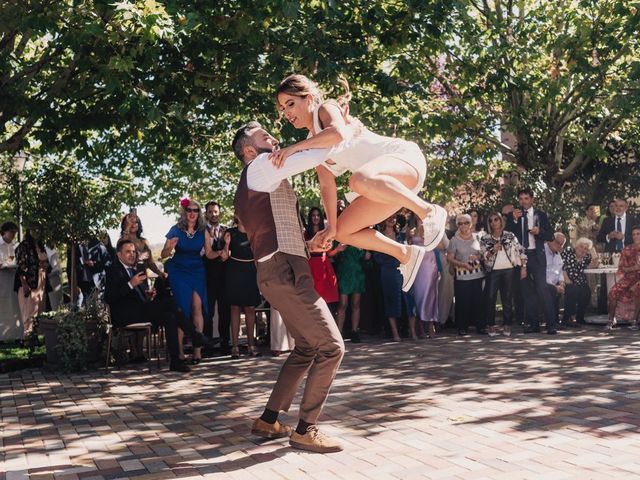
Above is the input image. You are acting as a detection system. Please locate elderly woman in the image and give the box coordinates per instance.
[447,213,486,335]
[606,225,640,330]
[561,237,597,326]
[480,212,525,336]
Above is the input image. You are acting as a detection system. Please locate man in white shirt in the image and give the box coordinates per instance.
[0,222,18,266]
[545,233,566,329]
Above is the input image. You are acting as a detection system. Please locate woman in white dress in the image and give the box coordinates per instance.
[270,74,446,291]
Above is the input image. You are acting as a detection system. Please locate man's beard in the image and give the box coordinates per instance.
[256,146,274,155]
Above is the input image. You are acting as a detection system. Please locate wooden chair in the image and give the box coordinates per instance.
[104,304,154,372]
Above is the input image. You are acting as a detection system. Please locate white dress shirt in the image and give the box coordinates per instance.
[606,213,626,244]
[544,243,564,285]
[523,207,536,250]
[246,149,330,192]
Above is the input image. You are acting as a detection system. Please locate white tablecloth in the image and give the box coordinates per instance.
[0,267,22,341]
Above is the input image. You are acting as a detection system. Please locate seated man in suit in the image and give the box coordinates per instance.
[105,239,216,372]
[597,198,636,253]
[544,232,566,328]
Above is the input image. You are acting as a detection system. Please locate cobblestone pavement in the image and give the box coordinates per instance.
[3,326,640,480]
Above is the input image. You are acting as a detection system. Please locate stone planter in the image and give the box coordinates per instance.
[38,315,61,364]
[38,314,100,365]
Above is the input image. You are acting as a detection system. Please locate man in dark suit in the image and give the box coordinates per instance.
[105,239,216,372]
[597,198,636,253]
[202,201,231,355]
[506,187,557,334]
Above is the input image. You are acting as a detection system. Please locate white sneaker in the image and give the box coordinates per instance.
[422,204,448,251]
[399,245,426,292]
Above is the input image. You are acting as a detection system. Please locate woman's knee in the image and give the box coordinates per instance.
[349,171,370,194]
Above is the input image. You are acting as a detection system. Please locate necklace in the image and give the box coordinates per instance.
[186,229,196,239]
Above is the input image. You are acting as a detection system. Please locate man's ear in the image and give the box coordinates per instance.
[242,145,258,161]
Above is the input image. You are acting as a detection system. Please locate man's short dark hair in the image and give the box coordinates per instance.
[517,187,534,198]
[116,238,135,252]
[205,201,220,211]
[231,121,262,161]
[0,222,18,234]
[586,203,599,210]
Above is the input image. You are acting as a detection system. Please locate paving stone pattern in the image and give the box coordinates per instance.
[3,327,640,479]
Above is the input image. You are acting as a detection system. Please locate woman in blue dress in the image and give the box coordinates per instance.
[161,198,208,364]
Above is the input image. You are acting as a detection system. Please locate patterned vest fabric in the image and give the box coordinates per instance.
[234,167,308,260]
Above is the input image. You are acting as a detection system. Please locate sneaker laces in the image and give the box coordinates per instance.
[306,425,329,442]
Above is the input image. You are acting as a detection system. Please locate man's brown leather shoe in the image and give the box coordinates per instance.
[289,425,343,453]
[251,418,292,439]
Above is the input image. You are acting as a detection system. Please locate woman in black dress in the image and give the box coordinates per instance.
[223,218,261,359]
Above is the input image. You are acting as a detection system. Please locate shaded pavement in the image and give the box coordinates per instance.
[3,326,640,479]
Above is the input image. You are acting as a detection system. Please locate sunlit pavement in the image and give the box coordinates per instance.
[3,326,640,479]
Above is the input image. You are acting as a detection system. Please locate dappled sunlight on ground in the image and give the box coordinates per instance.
[3,326,640,479]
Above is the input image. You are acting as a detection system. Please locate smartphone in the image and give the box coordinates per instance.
[135,261,146,275]
[129,207,137,215]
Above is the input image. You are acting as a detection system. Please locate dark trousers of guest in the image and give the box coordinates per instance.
[454,277,485,331]
[545,284,561,327]
[564,284,591,324]
[522,250,557,332]
[512,267,524,325]
[486,269,513,326]
[205,264,230,348]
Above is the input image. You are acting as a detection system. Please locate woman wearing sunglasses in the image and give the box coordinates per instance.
[161,198,209,364]
[480,212,526,336]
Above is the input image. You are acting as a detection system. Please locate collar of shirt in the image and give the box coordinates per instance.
[119,259,135,274]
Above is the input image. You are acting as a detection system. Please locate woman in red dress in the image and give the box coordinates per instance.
[304,207,339,308]
[606,225,640,329]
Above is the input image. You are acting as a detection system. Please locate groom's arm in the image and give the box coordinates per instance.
[246,148,329,192]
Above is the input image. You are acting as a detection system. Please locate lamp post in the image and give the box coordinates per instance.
[13,152,28,242]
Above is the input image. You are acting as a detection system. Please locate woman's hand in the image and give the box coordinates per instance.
[269,145,298,169]
[316,225,337,250]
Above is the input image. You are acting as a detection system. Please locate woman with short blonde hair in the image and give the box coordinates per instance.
[561,236,596,326]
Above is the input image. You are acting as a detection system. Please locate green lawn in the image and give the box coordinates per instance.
[0,336,46,363]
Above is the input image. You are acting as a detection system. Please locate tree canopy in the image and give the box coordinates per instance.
[1,0,638,226]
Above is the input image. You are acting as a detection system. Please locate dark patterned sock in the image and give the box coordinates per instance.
[260,408,278,424]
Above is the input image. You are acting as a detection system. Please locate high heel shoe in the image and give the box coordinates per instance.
[428,322,436,338]
[248,345,262,357]
[231,346,240,359]
[190,357,201,365]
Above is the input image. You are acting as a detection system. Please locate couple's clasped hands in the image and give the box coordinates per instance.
[307,226,336,253]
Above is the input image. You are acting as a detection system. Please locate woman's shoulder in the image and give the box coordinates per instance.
[167,224,182,237]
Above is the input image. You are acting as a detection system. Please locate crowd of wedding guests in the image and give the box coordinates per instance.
[2,186,639,372]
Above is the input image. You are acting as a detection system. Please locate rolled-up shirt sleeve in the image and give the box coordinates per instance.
[246,149,330,192]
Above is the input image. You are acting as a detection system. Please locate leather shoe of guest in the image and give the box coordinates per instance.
[169,361,191,373]
[251,418,292,439]
[524,327,541,334]
[192,332,220,348]
[290,425,343,453]
[547,330,557,335]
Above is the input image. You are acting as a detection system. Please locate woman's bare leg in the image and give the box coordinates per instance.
[607,296,618,327]
[351,293,361,332]
[388,317,401,342]
[349,156,430,220]
[192,292,204,360]
[244,306,257,347]
[336,294,348,332]
[336,199,410,263]
[230,305,241,348]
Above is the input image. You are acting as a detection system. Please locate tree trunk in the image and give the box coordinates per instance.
[69,242,77,308]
